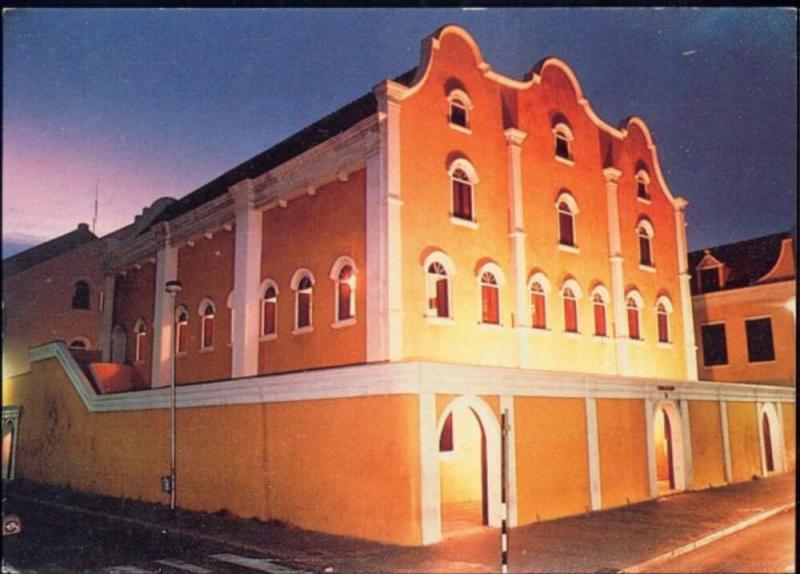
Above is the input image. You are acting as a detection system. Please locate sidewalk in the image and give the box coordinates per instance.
[6,472,796,573]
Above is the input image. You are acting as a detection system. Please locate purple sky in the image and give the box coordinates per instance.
[3,8,797,257]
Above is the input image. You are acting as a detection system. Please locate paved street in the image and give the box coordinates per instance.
[650,507,795,573]
[1,498,309,574]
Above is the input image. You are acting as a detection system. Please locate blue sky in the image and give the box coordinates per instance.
[3,8,797,256]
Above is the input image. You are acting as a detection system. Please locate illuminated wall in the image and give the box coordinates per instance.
[726,401,762,482]
[688,400,727,488]
[597,399,649,508]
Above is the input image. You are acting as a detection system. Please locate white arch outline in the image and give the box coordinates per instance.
[590,283,611,302]
[260,278,280,297]
[527,271,552,293]
[626,288,644,309]
[447,157,480,184]
[68,336,92,350]
[447,88,474,110]
[552,121,575,141]
[652,399,688,492]
[422,250,457,277]
[197,297,216,317]
[560,277,583,299]
[637,218,655,238]
[290,268,316,291]
[476,261,506,287]
[555,190,580,214]
[655,295,674,314]
[435,395,502,530]
[329,255,359,280]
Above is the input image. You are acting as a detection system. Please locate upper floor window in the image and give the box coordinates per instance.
[427,262,450,319]
[701,323,728,366]
[591,288,608,337]
[562,287,578,333]
[133,318,147,363]
[199,299,215,350]
[635,169,651,201]
[699,267,721,293]
[447,89,472,131]
[555,192,579,249]
[626,293,642,340]
[745,317,775,363]
[175,306,189,354]
[552,122,574,164]
[656,302,670,343]
[637,220,655,268]
[529,272,551,330]
[330,257,358,325]
[477,264,505,325]
[292,272,315,332]
[72,280,91,310]
[260,280,279,338]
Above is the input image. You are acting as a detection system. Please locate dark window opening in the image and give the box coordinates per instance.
[450,103,467,128]
[699,268,721,293]
[555,135,570,160]
[439,412,454,452]
[701,324,728,366]
[745,318,775,363]
[72,281,91,310]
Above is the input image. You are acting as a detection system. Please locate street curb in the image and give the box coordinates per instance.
[10,493,318,569]
[619,500,797,573]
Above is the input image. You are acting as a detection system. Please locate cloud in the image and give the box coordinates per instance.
[682,49,698,56]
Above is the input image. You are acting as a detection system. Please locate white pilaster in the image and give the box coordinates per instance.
[419,391,441,544]
[99,274,116,362]
[719,400,733,483]
[500,394,518,526]
[674,198,698,381]
[679,399,694,490]
[151,225,178,388]
[603,167,630,376]
[504,128,530,369]
[230,179,263,378]
[374,80,405,362]
[585,397,602,510]
[644,398,657,498]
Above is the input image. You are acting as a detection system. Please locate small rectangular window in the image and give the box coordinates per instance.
[637,181,649,199]
[745,318,775,362]
[699,268,720,293]
[701,323,728,366]
[450,104,467,128]
[555,136,570,160]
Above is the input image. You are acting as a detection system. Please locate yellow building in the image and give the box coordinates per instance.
[3,25,795,545]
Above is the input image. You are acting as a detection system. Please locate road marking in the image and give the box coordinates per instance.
[103,567,158,574]
[209,553,309,573]
[155,559,213,573]
[1,563,22,574]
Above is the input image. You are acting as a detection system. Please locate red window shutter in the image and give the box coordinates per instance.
[594,303,606,336]
[452,181,463,218]
[177,324,187,353]
[640,235,652,266]
[264,301,276,335]
[203,317,214,348]
[559,212,574,246]
[763,415,774,472]
[436,278,449,318]
[339,283,352,321]
[532,293,546,329]
[658,313,668,343]
[565,299,577,332]
[482,285,499,324]
[461,183,472,220]
[628,308,639,340]
[298,292,311,328]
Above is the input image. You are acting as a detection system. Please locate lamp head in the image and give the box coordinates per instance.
[165,280,183,294]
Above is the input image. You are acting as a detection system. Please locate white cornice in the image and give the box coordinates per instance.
[25,342,795,414]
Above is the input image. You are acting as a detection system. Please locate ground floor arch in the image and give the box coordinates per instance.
[653,400,687,494]
[435,395,501,537]
[759,402,784,474]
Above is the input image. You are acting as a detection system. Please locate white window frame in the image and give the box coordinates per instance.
[528,271,552,332]
[626,289,645,342]
[198,298,216,352]
[552,122,575,165]
[637,218,656,271]
[635,169,652,203]
[476,261,505,327]
[423,250,456,324]
[447,158,480,228]
[133,318,147,363]
[560,278,583,335]
[590,285,611,338]
[68,336,92,350]
[655,295,674,346]
[259,278,279,341]
[330,256,358,328]
[2,406,22,481]
[555,191,580,253]
[175,305,189,356]
[290,268,316,335]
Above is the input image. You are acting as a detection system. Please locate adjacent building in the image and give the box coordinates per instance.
[3,25,795,545]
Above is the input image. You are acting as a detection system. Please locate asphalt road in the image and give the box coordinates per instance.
[1,496,308,573]
[650,507,796,573]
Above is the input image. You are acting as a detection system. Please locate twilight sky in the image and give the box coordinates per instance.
[3,8,797,257]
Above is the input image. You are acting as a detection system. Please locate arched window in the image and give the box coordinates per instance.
[552,122,574,163]
[556,192,579,248]
[69,337,89,350]
[592,293,607,337]
[451,168,474,222]
[330,257,358,325]
[529,274,550,330]
[480,272,499,325]
[560,280,582,334]
[260,280,279,337]
[627,293,643,340]
[656,296,674,344]
[428,262,450,318]
[636,169,651,200]
[72,280,91,310]
[638,220,655,268]
[175,306,189,354]
[290,270,315,332]
[447,89,472,130]
[133,319,147,363]
[199,300,215,350]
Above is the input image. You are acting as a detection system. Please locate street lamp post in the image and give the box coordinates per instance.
[165,279,182,512]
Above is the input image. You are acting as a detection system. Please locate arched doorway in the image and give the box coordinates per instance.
[760,403,783,474]
[437,396,501,536]
[653,401,686,495]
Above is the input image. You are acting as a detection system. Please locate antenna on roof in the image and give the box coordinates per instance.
[92,182,99,235]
